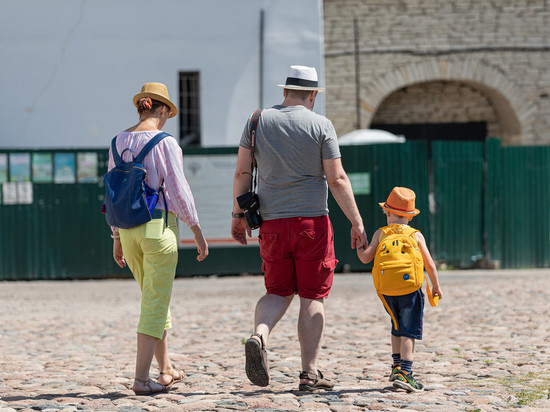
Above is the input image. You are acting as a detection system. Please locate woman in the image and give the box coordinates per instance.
[108,82,208,395]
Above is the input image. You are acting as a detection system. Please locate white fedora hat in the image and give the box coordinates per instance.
[278,65,325,92]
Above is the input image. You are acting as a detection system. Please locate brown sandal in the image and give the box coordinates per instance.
[298,370,335,392]
[158,368,185,389]
[132,377,168,396]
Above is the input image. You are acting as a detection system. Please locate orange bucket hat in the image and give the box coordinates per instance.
[379,187,420,217]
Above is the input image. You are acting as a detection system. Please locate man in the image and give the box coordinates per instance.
[231,65,367,391]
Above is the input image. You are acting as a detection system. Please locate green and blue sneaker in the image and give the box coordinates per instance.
[392,370,424,392]
[389,364,401,382]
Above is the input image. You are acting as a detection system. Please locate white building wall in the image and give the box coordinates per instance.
[0,0,324,148]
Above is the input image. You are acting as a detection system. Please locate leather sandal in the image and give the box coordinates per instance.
[132,377,169,396]
[245,333,269,386]
[158,368,185,389]
[298,370,335,392]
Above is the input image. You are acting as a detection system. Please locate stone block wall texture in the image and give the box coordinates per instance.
[324,0,550,145]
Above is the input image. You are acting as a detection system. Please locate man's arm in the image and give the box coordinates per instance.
[231,146,253,245]
[323,157,367,249]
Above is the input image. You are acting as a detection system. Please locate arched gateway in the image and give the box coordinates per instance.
[358,59,536,145]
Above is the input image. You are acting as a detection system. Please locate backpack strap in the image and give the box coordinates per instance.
[158,179,169,227]
[135,132,170,226]
[402,226,419,237]
[375,225,400,330]
[111,136,124,166]
[135,132,171,164]
[377,291,400,331]
[404,227,438,306]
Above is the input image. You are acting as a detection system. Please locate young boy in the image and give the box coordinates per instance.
[357,187,442,392]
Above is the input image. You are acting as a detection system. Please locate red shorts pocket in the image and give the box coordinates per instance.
[259,233,280,260]
[322,257,338,271]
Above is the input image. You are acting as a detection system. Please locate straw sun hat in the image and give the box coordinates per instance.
[379,187,420,217]
[133,82,178,118]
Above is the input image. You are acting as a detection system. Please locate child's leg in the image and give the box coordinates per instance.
[400,337,415,374]
[388,334,402,381]
[393,336,424,391]
[400,337,415,360]
[391,335,401,364]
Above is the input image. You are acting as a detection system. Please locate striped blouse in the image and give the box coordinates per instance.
[108,130,199,228]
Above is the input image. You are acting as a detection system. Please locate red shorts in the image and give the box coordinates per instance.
[258,215,338,299]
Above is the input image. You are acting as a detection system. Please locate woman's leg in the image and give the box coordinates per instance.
[123,215,179,392]
[120,229,164,392]
[132,333,166,393]
[139,216,179,385]
[155,330,184,385]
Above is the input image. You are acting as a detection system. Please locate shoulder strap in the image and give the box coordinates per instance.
[402,226,419,237]
[135,132,170,164]
[111,136,123,166]
[249,109,262,192]
[378,225,394,242]
[249,109,262,169]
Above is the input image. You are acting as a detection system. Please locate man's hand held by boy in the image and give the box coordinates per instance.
[351,224,367,250]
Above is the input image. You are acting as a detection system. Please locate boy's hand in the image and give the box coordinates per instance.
[356,237,365,254]
[432,286,443,300]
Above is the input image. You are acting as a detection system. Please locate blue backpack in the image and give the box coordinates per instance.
[103,132,169,229]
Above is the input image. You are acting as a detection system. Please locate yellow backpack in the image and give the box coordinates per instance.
[372,224,437,330]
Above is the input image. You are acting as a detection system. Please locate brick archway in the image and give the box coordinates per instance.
[360,59,535,144]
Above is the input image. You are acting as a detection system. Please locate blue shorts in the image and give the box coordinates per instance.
[383,289,424,340]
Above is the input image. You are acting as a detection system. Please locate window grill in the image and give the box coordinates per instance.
[178,72,201,146]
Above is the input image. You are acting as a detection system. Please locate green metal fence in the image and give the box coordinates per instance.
[485,139,550,268]
[0,149,118,279]
[0,139,548,279]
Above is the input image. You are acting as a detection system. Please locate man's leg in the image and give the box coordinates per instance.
[298,297,325,384]
[245,293,294,386]
[253,293,294,344]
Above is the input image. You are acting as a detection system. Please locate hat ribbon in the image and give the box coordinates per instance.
[385,202,416,213]
[285,77,319,88]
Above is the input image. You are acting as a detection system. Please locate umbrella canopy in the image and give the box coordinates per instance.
[338,129,406,145]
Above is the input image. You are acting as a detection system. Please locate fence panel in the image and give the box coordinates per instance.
[497,145,550,268]
[432,141,485,268]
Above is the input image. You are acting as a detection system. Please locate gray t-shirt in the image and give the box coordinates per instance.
[239,105,341,220]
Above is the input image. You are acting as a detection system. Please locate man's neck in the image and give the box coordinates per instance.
[281,98,312,110]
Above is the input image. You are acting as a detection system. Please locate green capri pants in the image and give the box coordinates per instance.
[119,211,178,340]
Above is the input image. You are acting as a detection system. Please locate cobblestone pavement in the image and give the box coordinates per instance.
[0,269,549,411]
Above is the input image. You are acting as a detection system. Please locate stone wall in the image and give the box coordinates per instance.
[323,0,550,145]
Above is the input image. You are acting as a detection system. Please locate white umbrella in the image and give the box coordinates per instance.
[338,129,406,145]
